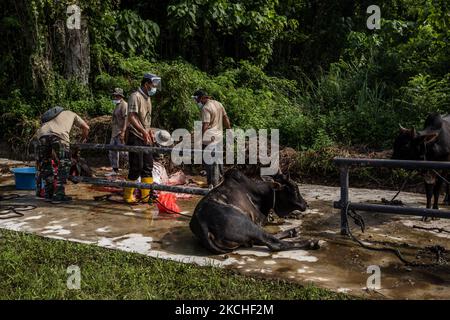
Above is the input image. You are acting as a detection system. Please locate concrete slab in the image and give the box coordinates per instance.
[1,163,450,299]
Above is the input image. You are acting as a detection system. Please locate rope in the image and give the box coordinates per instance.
[0,194,36,219]
[343,202,448,267]
[389,178,408,203]
[432,169,450,185]
[413,225,450,234]
[0,194,21,201]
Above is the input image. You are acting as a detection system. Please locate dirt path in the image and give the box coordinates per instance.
[1,161,450,299]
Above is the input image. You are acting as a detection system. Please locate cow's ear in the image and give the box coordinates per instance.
[270,182,283,190]
[417,130,439,144]
[424,133,439,144]
[399,124,409,134]
[261,175,274,182]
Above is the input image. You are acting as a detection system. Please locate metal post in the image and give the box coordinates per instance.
[339,165,349,236]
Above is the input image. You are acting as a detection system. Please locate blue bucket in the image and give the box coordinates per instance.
[11,167,37,190]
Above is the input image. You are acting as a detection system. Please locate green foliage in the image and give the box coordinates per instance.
[113,10,160,59]
[167,0,287,66]
[0,230,349,300]
[1,0,450,159]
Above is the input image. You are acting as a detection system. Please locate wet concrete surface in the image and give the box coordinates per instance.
[1,162,450,299]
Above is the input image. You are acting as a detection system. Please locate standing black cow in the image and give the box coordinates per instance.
[189,169,320,254]
[392,113,450,213]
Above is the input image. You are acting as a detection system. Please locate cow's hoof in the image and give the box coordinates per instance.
[288,210,303,219]
[289,227,301,238]
[432,217,440,221]
[309,240,321,250]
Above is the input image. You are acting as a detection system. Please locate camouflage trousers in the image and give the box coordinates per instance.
[36,136,71,200]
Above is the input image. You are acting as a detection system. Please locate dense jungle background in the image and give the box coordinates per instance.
[0,0,449,182]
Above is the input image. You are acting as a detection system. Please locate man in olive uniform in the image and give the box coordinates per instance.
[36,107,90,203]
[107,87,128,176]
[192,90,231,187]
[123,73,161,203]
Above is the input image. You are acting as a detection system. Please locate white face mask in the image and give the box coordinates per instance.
[197,102,203,109]
[112,99,121,105]
[148,87,157,96]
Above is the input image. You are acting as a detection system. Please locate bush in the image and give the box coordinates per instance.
[1,51,448,157]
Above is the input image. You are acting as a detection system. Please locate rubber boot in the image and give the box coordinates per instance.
[141,177,154,203]
[123,179,137,204]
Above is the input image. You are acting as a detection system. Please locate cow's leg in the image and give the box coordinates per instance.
[432,177,443,220]
[272,227,301,240]
[247,225,317,251]
[443,179,450,205]
[423,182,434,222]
[259,232,319,252]
[215,216,319,252]
[433,177,442,209]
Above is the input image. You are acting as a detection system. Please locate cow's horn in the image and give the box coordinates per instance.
[399,124,408,132]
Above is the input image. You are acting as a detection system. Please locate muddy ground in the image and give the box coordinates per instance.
[1,158,450,299]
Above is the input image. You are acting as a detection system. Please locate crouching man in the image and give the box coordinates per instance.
[36,106,89,203]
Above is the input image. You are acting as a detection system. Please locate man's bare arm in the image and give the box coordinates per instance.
[120,113,128,142]
[223,114,231,129]
[80,121,90,143]
[202,122,209,134]
[122,116,128,134]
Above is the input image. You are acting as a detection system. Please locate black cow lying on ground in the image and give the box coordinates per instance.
[392,113,450,215]
[189,169,320,254]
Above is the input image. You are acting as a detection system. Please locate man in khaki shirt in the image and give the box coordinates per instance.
[36,107,89,203]
[123,73,161,203]
[193,90,231,187]
[108,88,128,176]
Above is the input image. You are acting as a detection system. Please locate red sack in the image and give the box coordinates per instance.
[156,192,180,214]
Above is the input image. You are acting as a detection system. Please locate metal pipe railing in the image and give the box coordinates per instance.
[72,143,224,155]
[334,157,450,170]
[333,157,450,236]
[71,176,209,196]
[334,202,450,219]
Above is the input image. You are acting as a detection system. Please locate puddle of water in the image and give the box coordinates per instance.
[297,268,313,274]
[42,225,71,236]
[97,233,153,254]
[234,248,271,257]
[96,226,111,233]
[272,250,318,263]
[23,215,43,221]
[2,165,450,299]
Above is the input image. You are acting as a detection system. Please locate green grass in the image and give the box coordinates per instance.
[0,229,350,300]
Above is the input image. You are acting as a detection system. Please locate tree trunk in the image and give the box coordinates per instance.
[65,17,90,84]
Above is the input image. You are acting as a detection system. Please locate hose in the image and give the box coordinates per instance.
[344,202,447,268]
[0,194,36,219]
